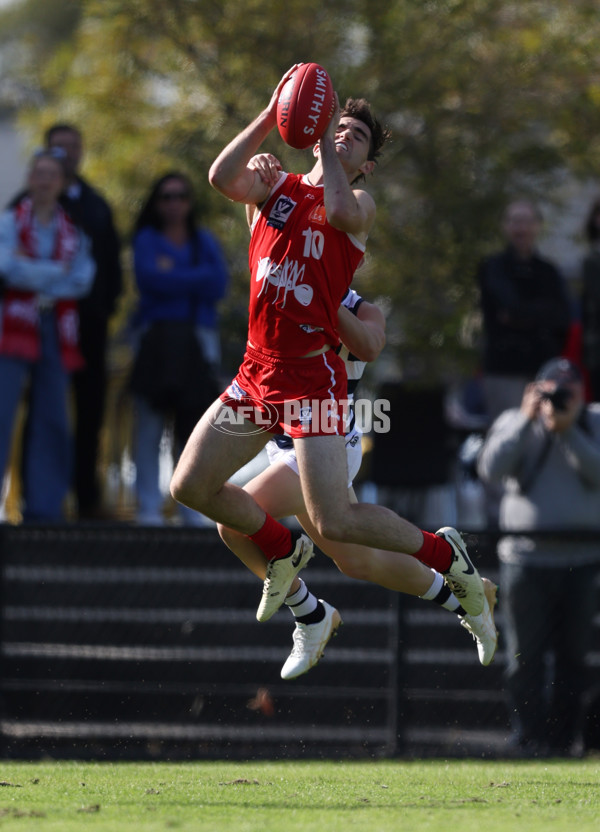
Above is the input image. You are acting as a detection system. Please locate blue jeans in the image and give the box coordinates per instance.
[133,395,208,526]
[0,311,72,521]
[500,559,599,752]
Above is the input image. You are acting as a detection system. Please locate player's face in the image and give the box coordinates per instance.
[334,117,372,167]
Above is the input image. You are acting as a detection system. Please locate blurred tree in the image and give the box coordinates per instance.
[2,0,600,380]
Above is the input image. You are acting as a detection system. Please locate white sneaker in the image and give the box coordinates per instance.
[460,577,498,666]
[256,532,314,622]
[280,600,343,680]
[436,526,484,616]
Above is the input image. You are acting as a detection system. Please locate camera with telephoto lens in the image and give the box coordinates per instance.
[539,386,571,411]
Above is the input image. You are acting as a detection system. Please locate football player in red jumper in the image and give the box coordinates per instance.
[171,65,493,646]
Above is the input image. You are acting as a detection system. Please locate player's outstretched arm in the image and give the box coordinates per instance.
[209,66,297,204]
[338,300,386,363]
[318,93,376,239]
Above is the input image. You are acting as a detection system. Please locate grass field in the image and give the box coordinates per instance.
[0,758,598,831]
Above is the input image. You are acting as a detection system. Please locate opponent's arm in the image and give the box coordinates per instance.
[209,66,296,204]
[319,94,376,239]
[338,300,386,363]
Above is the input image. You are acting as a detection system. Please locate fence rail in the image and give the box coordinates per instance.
[0,525,598,759]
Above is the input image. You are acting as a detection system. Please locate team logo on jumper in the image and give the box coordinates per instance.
[256,257,314,308]
[267,195,296,230]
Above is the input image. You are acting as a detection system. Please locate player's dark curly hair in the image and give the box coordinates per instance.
[340,97,391,163]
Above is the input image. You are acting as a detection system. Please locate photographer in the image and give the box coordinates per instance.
[477,357,600,757]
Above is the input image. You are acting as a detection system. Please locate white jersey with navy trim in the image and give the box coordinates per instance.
[336,287,367,425]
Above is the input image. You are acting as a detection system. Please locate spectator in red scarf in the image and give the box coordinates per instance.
[0,149,94,521]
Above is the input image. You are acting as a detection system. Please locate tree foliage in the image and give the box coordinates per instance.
[2,0,600,379]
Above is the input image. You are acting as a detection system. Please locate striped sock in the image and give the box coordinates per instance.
[420,569,466,615]
[284,579,324,623]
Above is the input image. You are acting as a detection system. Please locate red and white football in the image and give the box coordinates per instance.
[277,63,335,150]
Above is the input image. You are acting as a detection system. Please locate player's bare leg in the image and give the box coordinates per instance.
[171,398,271,533]
[294,433,485,616]
[295,433,424,551]
[217,461,308,582]
[218,458,496,673]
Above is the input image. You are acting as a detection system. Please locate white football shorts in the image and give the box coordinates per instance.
[265,425,363,489]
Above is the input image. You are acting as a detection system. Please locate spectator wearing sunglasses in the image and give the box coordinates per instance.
[129,172,229,525]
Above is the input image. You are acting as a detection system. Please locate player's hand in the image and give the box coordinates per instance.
[266,64,301,121]
[248,153,282,188]
[321,91,340,144]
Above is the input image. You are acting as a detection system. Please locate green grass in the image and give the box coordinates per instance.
[0,758,598,831]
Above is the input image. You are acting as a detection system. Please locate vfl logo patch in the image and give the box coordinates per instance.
[267,195,297,230]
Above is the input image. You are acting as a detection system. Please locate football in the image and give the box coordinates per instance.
[277,63,335,149]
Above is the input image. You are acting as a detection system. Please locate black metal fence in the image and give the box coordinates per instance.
[0,525,598,760]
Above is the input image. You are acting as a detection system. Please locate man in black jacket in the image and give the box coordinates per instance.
[478,199,572,425]
[45,124,123,519]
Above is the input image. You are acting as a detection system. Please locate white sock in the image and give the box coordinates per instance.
[420,569,465,614]
[284,578,318,619]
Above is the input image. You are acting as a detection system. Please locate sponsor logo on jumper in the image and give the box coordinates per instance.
[256,257,314,308]
[267,195,296,230]
[308,204,326,225]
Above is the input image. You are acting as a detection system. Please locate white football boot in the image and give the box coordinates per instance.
[256,532,314,622]
[281,600,342,680]
[459,577,498,666]
[436,526,485,616]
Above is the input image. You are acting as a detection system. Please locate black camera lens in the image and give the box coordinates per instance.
[540,387,571,411]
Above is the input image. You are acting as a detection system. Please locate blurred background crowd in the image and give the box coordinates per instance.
[1,0,600,529]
